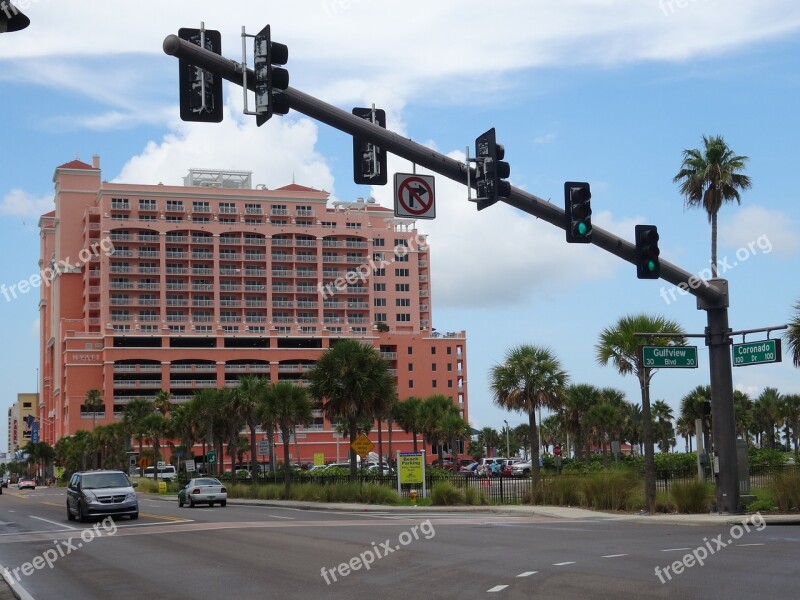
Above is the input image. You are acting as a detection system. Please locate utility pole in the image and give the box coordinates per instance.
[163,32,741,513]
[503,420,510,458]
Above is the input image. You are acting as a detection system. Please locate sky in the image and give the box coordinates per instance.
[1,0,799,451]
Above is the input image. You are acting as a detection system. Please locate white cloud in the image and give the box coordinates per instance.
[0,189,53,218]
[720,205,800,257]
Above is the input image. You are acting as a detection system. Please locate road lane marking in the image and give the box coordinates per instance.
[602,554,628,558]
[487,585,508,592]
[30,516,78,530]
[516,571,537,577]
[736,543,764,547]
[553,561,575,566]
[139,513,192,522]
[661,548,692,552]
[269,515,295,520]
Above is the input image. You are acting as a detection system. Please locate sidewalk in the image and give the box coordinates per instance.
[146,492,800,525]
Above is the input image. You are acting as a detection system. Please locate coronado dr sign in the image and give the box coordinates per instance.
[642,346,699,369]
[732,339,781,367]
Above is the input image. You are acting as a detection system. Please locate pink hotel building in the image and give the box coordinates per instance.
[38,157,468,464]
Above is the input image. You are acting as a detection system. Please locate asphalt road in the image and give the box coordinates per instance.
[0,486,798,599]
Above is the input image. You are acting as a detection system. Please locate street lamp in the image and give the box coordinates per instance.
[503,420,510,458]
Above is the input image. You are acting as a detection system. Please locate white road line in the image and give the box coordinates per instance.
[553,561,575,566]
[30,515,78,531]
[602,554,629,558]
[661,547,692,552]
[736,543,764,547]
[516,571,538,577]
[487,585,508,592]
[269,515,295,520]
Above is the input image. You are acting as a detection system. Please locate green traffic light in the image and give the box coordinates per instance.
[648,260,656,272]
[577,222,588,236]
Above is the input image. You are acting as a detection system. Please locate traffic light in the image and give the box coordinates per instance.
[0,1,30,33]
[635,224,661,279]
[352,107,388,185]
[564,181,592,243]
[254,24,289,126]
[474,127,511,211]
[178,27,223,123]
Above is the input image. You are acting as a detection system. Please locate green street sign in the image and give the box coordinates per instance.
[207,451,217,464]
[642,345,698,368]
[732,339,782,367]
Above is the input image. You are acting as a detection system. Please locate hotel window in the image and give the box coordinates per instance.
[373,238,385,247]
[193,216,210,223]
[447,363,452,371]
[374,312,387,322]
[407,346,413,355]
[395,298,410,307]
[395,268,409,277]
[448,380,453,388]
[219,217,236,224]
[321,221,336,228]
[192,201,210,213]
[394,239,408,248]
[345,222,361,229]
[432,364,437,372]
[374,298,386,307]
[431,347,436,355]
[139,214,156,221]
[447,347,452,355]
[138,199,157,210]
[296,219,313,227]
[165,215,184,222]
[396,283,410,292]
[373,283,386,292]
[166,200,184,212]
[220,202,237,214]
[432,381,438,389]
[396,313,411,322]
[270,204,287,215]
[373,252,384,262]
[408,363,413,372]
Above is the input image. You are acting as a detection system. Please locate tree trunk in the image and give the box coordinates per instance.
[349,419,358,482]
[283,428,292,494]
[640,369,656,514]
[529,409,540,501]
[711,209,718,278]
[249,423,258,485]
[377,416,384,470]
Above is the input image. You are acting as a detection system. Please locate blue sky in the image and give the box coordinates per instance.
[1,0,799,451]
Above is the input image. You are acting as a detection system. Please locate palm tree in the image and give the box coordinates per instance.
[733,390,753,443]
[753,387,782,448]
[237,375,267,483]
[265,381,313,492]
[83,389,104,431]
[652,400,675,453]
[490,344,568,487]
[140,412,168,481]
[780,394,800,456]
[421,395,459,465]
[562,384,601,463]
[786,299,800,368]
[439,413,471,470]
[123,397,153,459]
[477,427,501,457]
[673,134,752,277]
[394,396,424,452]
[153,390,173,416]
[307,339,395,481]
[596,313,686,514]
[679,385,711,453]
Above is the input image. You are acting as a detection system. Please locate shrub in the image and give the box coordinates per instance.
[771,472,800,511]
[463,484,488,506]
[580,470,639,511]
[430,482,464,505]
[669,481,713,513]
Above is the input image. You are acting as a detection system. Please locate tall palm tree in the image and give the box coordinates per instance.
[237,375,267,483]
[733,390,753,443]
[83,389,104,431]
[123,397,154,459]
[477,427,501,457]
[787,299,800,368]
[266,381,313,492]
[439,413,471,470]
[679,385,711,453]
[394,396,424,452]
[307,339,395,481]
[421,395,459,465]
[562,384,601,463]
[673,134,752,278]
[596,313,686,514]
[652,400,675,453]
[490,344,568,487]
[140,412,168,481]
[753,387,782,449]
[780,394,800,456]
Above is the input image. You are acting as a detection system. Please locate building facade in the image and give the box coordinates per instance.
[37,157,468,465]
[7,393,39,452]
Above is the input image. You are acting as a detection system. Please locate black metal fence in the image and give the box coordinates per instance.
[244,465,800,505]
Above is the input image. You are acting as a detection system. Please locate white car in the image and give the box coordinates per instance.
[178,478,228,508]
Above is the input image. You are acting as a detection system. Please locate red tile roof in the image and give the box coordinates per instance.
[56,159,95,170]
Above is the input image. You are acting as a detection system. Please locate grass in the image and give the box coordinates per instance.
[771,472,800,512]
[669,481,713,513]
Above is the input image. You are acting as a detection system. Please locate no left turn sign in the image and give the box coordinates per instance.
[394,173,436,219]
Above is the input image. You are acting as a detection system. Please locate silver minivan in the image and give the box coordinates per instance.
[66,470,139,522]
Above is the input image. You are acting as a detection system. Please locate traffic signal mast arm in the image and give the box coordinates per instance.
[162,33,723,309]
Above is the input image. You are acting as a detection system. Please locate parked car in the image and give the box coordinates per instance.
[66,470,139,522]
[459,462,478,476]
[178,477,227,508]
[17,478,36,490]
[143,465,177,482]
[499,459,522,477]
[366,461,392,475]
[511,461,532,477]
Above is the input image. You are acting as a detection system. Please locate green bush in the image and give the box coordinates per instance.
[463,484,488,506]
[771,472,800,511]
[669,481,713,513]
[537,476,581,506]
[430,482,464,505]
[580,469,639,511]
[749,447,788,467]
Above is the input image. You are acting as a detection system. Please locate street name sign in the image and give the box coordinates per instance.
[732,339,781,367]
[642,346,698,368]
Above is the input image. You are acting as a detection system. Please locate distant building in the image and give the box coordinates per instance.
[37,157,469,465]
[8,392,38,451]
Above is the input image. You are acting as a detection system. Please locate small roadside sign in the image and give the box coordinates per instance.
[207,451,217,464]
[258,440,270,456]
[185,460,196,473]
[394,173,436,219]
[351,434,374,458]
